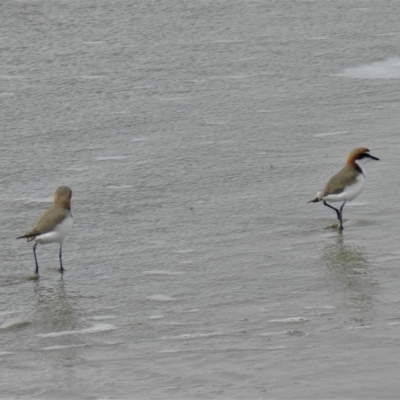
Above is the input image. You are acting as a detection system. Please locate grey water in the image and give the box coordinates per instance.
[1,0,400,398]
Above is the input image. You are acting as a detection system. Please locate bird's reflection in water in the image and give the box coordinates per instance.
[33,280,84,392]
[33,280,79,334]
[323,234,377,323]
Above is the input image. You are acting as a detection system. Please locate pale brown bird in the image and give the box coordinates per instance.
[17,186,73,275]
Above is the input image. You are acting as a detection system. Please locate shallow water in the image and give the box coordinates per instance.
[1,0,400,399]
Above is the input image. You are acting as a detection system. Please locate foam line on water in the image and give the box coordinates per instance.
[268,317,308,323]
[337,57,400,79]
[146,315,164,320]
[0,351,15,356]
[164,331,225,340]
[174,249,195,254]
[345,325,373,330]
[95,156,128,161]
[146,294,175,302]
[37,323,116,338]
[375,255,400,263]
[43,344,88,351]
[0,319,30,330]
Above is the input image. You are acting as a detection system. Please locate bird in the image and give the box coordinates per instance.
[17,186,73,275]
[308,147,379,230]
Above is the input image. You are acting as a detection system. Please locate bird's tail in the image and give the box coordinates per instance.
[16,233,37,241]
[308,191,322,203]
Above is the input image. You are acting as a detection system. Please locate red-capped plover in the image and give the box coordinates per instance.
[308,147,379,230]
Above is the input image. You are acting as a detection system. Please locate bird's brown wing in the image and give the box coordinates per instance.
[320,165,360,198]
[16,206,70,242]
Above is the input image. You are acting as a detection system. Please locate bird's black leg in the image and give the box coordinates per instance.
[33,242,39,275]
[59,245,64,273]
[339,202,346,230]
[323,200,341,220]
[335,202,346,230]
[323,201,344,230]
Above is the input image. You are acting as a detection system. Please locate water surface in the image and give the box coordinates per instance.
[1,0,400,399]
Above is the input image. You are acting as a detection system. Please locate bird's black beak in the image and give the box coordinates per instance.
[365,153,380,161]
